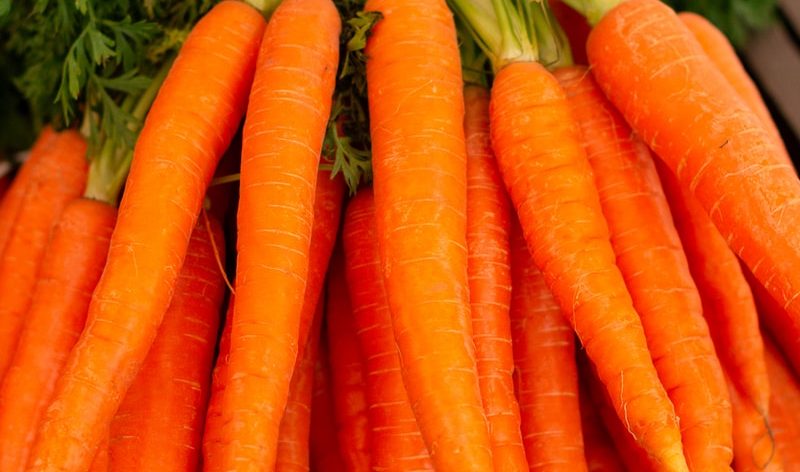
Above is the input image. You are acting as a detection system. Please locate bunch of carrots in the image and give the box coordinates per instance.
[0,0,798,470]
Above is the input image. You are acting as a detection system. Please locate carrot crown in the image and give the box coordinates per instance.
[84,60,171,205]
[558,0,621,25]
[449,0,572,72]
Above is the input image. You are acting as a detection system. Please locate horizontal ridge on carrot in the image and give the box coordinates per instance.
[26,3,265,469]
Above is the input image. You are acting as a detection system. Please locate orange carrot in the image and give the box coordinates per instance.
[0,199,114,472]
[489,60,685,470]
[586,0,800,346]
[343,189,433,471]
[276,302,324,472]
[557,65,733,470]
[0,127,57,255]
[107,218,226,471]
[309,332,347,472]
[578,374,625,472]
[26,4,264,469]
[510,220,586,471]
[365,1,493,468]
[326,250,370,471]
[201,295,235,468]
[0,130,87,380]
[464,84,527,471]
[678,12,791,168]
[87,438,108,472]
[726,371,783,472]
[655,158,770,416]
[219,0,339,468]
[762,336,800,467]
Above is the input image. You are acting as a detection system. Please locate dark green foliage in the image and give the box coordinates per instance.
[663,0,778,48]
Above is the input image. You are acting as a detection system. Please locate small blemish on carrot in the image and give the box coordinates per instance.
[719,139,729,149]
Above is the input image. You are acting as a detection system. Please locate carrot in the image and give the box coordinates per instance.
[201,295,235,468]
[309,332,347,472]
[0,199,114,472]
[654,159,771,417]
[26,4,264,470]
[0,130,87,380]
[326,250,370,472]
[582,355,656,472]
[556,65,733,470]
[87,438,108,472]
[578,374,625,472]
[276,302,325,472]
[509,219,586,471]
[342,189,434,471]
[452,3,687,468]
[218,0,339,468]
[678,12,791,168]
[762,336,800,467]
[365,1,493,468]
[750,272,800,375]
[726,371,783,472]
[275,169,345,472]
[463,84,527,472]
[0,127,57,256]
[585,0,800,342]
[107,217,226,471]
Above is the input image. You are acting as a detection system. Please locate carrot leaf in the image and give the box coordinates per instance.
[323,0,380,193]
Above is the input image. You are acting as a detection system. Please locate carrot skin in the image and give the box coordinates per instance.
[490,60,686,471]
[0,127,57,256]
[678,12,791,168]
[276,302,324,472]
[219,0,339,468]
[26,4,264,470]
[309,333,348,472]
[556,66,733,471]
[201,295,235,468]
[763,337,800,468]
[587,0,800,348]
[726,372,783,472]
[365,1,493,468]
[87,438,108,472]
[107,217,226,471]
[464,85,527,472]
[510,221,586,471]
[578,374,625,472]
[0,130,87,380]
[343,189,434,471]
[0,199,115,472]
[326,250,370,472]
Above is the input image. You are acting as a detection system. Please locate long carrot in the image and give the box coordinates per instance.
[365,1,493,468]
[0,199,114,472]
[763,337,800,468]
[556,65,733,470]
[0,130,87,380]
[26,4,264,469]
[654,158,771,417]
[201,295,235,468]
[326,250,370,472]
[678,12,791,168]
[219,0,339,468]
[0,127,56,256]
[451,2,687,468]
[309,332,347,472]
[585,0,800,342]
[107,217,226,471]
[464,84,527,472]
[276,302,324,472]
[578,374,625,472]
[343,189,434,471]
[509,219,586,471]
[726,371,783,472]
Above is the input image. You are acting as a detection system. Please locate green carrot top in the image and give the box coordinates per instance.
[449,0,573,72]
